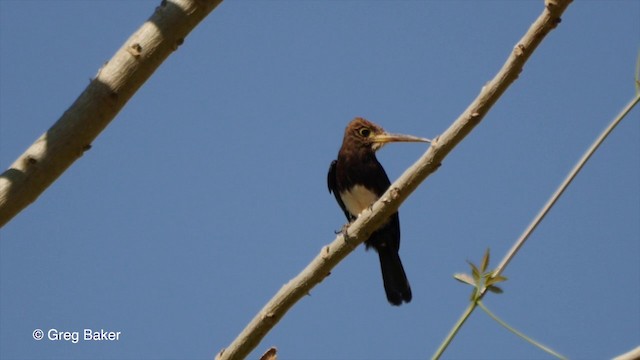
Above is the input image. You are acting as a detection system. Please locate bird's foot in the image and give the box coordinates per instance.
[335,223,352,243]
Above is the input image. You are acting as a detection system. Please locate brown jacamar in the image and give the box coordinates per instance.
[328,117,429,305]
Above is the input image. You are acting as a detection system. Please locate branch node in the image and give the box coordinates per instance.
[173,38,185,51]
[427,135,442,152]
[545,0,568,27]
[215,348,225,360]
[322,245,331,258]
[127,43,143,58]
[25,156,38,166]
[389,187,400,200]
[545,0,560,9]
[260,310,275,323]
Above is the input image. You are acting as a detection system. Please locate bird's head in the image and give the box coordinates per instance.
[343,117,430,152]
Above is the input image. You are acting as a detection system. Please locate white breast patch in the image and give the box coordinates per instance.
[340,185,379,217]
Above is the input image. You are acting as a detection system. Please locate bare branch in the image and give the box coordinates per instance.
[613,346,640,360]
[0,0,223,228]
[216,1,573,359]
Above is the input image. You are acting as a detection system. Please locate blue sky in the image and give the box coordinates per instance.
[1,1,639,359]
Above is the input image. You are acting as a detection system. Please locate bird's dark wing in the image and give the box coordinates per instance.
[327,160,337,194]
[328,160,354,221]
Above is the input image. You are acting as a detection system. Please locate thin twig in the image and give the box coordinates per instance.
[493,91,640,279]
[478,301,567,360]
[431,302,477,360]
[435,73,640,360]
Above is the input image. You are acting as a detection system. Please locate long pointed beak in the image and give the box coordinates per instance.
[372,132,431,144]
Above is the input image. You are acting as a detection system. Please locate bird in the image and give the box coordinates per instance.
[327,117,430,306]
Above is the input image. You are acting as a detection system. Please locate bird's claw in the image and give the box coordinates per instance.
[335,223,352,243]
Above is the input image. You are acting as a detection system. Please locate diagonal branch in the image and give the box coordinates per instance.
[0,0,223,228]
[216,1,573,359]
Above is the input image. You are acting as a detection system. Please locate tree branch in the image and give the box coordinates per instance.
[216,0,573,359]
[0,0,223,228]
[614,346,640,360]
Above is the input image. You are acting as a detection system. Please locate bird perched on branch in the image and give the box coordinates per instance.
[328,117,430,305]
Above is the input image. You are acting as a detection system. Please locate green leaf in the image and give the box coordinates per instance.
[467,260,480,281]
[454,273,475,286]
[480,248,490,273]
[487,285,504,294]
[488,274,508,285]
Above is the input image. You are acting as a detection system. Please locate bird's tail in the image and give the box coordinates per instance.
[377,247,412,306]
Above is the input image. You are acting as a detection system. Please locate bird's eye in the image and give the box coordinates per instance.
[358,128,371,137]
